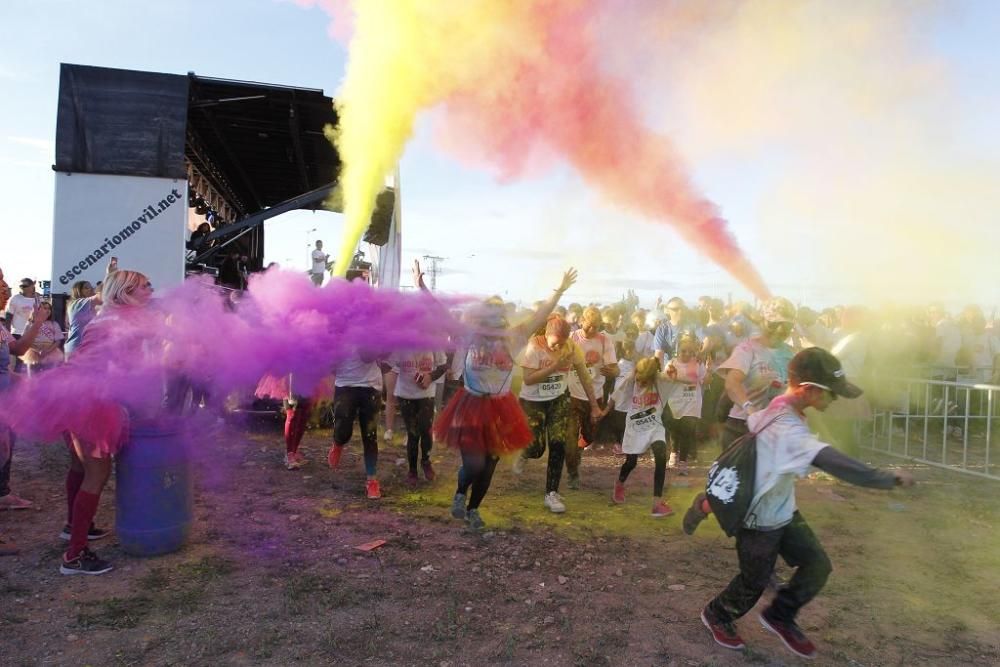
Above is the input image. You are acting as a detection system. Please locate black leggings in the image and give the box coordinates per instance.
[399,397,434,472]
[668,416,699,462]
[618,440,667,497]
[456,450,500,511]
[332,386,380,476]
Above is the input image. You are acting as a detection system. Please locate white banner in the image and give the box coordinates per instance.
[52,173,186,292]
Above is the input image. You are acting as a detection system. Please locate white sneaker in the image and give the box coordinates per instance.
[511,453,526,475]
[544,492,566,514]
[383,429,394,443]
[284,453,302,470]
[668,452,678,468]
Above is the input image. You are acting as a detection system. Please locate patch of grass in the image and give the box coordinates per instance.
[76,595,153,629]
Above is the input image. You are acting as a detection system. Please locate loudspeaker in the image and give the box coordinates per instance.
[362,188,396,246]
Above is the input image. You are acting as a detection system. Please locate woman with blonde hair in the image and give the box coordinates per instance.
[605,355,673,516]
[64,258,115,358]
[60,267,155,575]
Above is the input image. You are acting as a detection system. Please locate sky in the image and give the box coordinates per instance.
[1,0,998,311]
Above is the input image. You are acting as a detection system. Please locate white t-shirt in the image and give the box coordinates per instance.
[461,336,517,396]
[717,339,796,420]
[311,249,328,274]
[635,331,656,358]
[567,330,616,401]
[333,354,383,389]
[5,294,40,334]
[962,332,1000,378]
[612,358,636,412]
[663,359,706,419]
[611,375,671,454]
[390,350,447,400]
[518,337,583,402]
[744,396,827,530]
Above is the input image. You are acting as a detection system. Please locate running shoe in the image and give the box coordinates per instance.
[701,608,745,650]
[365,479,382,499]
[466,508,485,531]
[683,493,709,535]
[451,493,467,520]
[405,471,419,487]
[383,429,394,443]
[327,444,345,469]
[612,481,626,504]
[421,460,436,481]
[544,492,566,514]
[284,453,303,470]
[0,493,32,510]
[650,500,674,517]
[759,610,817,659]
[59,524,110,541]
[60,548,113,576]
[577,435,588,449]
[668,452,678,468]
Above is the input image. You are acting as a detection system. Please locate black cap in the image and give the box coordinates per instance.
[788,347,863,399]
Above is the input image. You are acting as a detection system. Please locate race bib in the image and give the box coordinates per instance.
[539,374,566,398]
[629,407,658,431]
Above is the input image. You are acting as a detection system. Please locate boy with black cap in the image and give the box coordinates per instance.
[687,347,914,659]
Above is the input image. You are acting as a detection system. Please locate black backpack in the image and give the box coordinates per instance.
[704,414,780,537]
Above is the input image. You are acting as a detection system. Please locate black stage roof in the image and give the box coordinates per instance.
[55,63,342,219]
[186,74,341,218]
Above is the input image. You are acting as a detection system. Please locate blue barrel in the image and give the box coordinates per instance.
[115,419,193,556]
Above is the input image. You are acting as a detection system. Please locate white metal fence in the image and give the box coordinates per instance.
[868,375,999,481]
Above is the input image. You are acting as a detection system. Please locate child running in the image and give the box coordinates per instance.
[687,348,915,659]
[605,356,674,516]
[434,268,579,530]
[387,349,448,485]
[609,337,637,454]
[663,332,707,476]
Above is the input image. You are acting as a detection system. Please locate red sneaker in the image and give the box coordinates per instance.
[366,479,381,499]
[759,611,817,659]
[421,460,436,481]
[327,444,344,469]
[612,481,626,504]
[650,500,674,517]
[701,608,745,650]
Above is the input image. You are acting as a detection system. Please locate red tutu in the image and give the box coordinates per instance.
[433,387,533,456]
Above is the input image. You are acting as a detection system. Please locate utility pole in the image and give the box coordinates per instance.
[421,255,445,291]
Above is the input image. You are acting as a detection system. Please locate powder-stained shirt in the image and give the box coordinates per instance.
[663,359,706,419]
[390,350,447,400]
[461,337,516,396]
[717,339,796,420]
[333,354,383,390]
[5,294,40,335]
[611,375,671,454]
[744,396,827,530]
[567,330,616,401]
[518,337,583,402]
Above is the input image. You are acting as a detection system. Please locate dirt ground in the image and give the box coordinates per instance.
[2,419,999,667]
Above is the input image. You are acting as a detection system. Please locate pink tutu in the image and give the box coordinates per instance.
[433,387,532,456]
[255,374,334,402]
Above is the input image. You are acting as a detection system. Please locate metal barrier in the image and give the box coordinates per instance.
[868,376,999,481]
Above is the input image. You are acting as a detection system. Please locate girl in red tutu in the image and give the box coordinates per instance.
[433,268,578,531]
